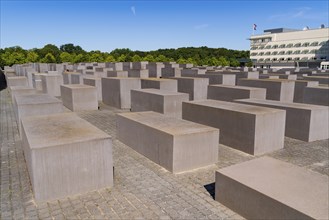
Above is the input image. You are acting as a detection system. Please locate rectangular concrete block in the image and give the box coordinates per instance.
[235,99,328,142]
[131,89,189,118]
[182,100,285,155]
[83,77,102,101]
[70,73,83,84]
[293,80,319,103]
[303,86,329,106]
[128,69,149,78]
[61,84,98,111]
[102,77,141,109]
[146,63,165,78]
[181,69,206,75]
[238,79,295,102]
[141,78,178,92]
[10,86,40,102]
[41,74,63,97]
[170,77,209,100]
[161,67,182,78]
[14,94,63,135]
[116,111,219,173]
[7,76,28,87]
[303,76,329,84]
[21,113,113,202]
[215,157,328,220]
[207,85,266,101]
[107,70,128,78]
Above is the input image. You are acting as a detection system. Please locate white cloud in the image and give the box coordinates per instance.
[131,6,136,16]
[194,24,209,30]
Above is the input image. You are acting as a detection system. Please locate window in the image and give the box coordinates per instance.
[272,51,278,55]
[272,58,277,61]
[258,46,265,50]
[301,50,309,54]
[319,41,328,46]
[278,51,285,55]
[265,45,272,49]
[286,57,292,61]
[251,52,258,56]
[279,58,285,61]
[258,58,264,62]
[265,58,271,61]
[272,45,278,49]
[310,42,318,46]
[259,52,264,56]
[309,49,317,54]
[286,51,293,55]
[251,46,258,50]
[301,57,308,60]
[294,43,301,47]
[302,42,310,47]
[293,50,301,54]
[265,52,271,55]
[294,57,300,61]
[286,43,293,48]
[279,44,285,48]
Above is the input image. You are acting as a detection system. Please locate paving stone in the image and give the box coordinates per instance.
[1,87,328,219]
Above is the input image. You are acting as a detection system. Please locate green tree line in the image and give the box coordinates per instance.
[0,43,250,68]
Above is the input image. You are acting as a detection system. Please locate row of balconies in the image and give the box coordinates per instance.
[250,49,328,56]
[250,40,328,50]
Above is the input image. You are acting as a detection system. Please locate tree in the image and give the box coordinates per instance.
[60,52,73,63]
[38,44,60,62]
[25,51,39,63]
[177,57,187,64]
[40,53,56,63]
[143,54,155,62]
[155,55,168,62]
[229,58,240,67]
[132,54,142,62]
[117,54,126,62]
[105,55,116,62]
[60,43,85,54]
[217,56,230,66]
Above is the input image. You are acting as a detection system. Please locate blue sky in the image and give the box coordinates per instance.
[1,0,328,52]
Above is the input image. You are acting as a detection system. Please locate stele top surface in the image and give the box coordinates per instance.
[142,78,176,82]
[237,98,327,110]
[15,94,61,105]
[209,85,265,91]
[62,84,95,89]
[22,113,110,149]
[218,156,329,219]
[118,111,217,135]
[132,89,187,96]
[185,99,283,115]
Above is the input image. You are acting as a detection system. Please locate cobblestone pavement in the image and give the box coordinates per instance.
[1,88,328,219]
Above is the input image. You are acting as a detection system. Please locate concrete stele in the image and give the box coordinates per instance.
[215,156,328,220]
[21,112,113,202]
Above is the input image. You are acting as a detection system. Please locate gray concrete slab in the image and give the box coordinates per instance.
[170,77,209,100]
[83,77,102,101]
[117,111,219,173]
[235,99,329,142]
[41,74,63,97]
[141,78,177,92]
[182,100,285,155]
[216,157,329,220]
[131,89,189,118]
[102,77,141,109]
[303,86,329,106]
[61,84,98,111]
[21,112,113,202]
[293,80,319,103]
[238,78,295,102]
[207,85,266,101]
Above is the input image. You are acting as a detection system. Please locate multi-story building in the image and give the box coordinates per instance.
[249,27,329,68]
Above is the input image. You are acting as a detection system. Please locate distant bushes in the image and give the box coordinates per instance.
[0,43,249,68]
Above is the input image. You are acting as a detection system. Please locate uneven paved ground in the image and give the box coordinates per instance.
[1,88,328,220]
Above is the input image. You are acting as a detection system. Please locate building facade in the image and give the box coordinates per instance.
[250,27,329,68]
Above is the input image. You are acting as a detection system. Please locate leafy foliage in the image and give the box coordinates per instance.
[0,44,249,68]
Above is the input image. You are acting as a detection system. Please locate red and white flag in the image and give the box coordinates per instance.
[253,24,257,30]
